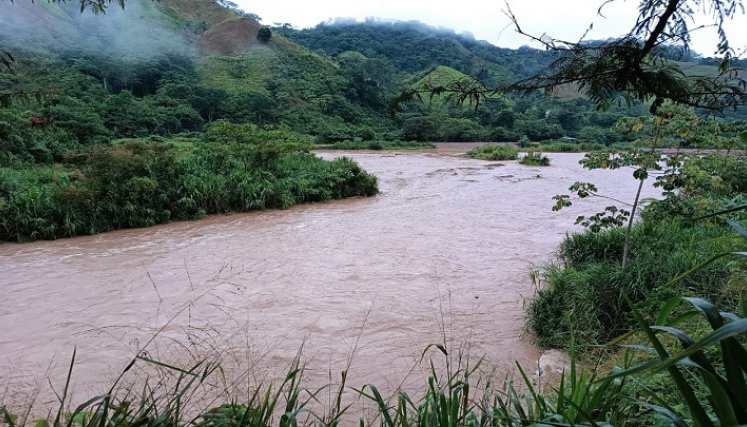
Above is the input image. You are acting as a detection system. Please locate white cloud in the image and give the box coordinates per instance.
[234,0,746,56]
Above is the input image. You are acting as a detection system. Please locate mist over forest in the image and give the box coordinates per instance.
[0,0,194,57]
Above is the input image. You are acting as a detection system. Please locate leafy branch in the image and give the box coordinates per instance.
[388,79,496,117]
[389,0,746,115]
[552,105,700,267]
[502,0,747,113]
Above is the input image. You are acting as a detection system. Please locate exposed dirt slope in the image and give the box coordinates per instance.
[197,17,261,54]
[159,0,262,54]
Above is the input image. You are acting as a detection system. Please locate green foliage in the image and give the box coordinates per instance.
[507,0,747,113]
[575,205,630,233]
[400,116,439,141]
[532,150,747,348]
[518,151,550,166]
[0,138,378,241]
[257,27,272,43]
[0,50,13,73]
[203,120,313,167]
[532,140,610,152]
[645,154,747,221]
[520,296,747,426]
[615,296,747,426]
[465,144,517,161]
[554,106,712,266]
[3,10,745,151]
[1,351,309,427]
[538,107,746,348]
[514,118,564,141]
[516,135,530,147]
[529,218,745,348]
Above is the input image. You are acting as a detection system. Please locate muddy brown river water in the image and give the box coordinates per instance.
[0,150,657,413]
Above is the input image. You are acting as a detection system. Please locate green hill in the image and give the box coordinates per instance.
[415,65,473,88]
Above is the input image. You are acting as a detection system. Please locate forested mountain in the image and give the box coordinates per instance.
[276,19,555,82]
[276,19,654,143]
[0,0,386,241]
[0,0,740,154]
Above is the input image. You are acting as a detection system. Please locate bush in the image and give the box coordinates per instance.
[644,154,747,222]
[519,151,550,166]
[257,27,272,43]
[528,220,746,348]
[465,144,518,160]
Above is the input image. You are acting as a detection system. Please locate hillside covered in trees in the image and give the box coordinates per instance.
[2,0,701,148]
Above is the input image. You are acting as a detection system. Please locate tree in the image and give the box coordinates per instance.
[0,50,12,72]
[1,0,131,105]
[257,27,272,44]
[509,0,746,269]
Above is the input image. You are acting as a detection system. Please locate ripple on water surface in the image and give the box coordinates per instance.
[0,152,658,411]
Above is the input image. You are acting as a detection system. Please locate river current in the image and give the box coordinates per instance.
[0,149,656,412]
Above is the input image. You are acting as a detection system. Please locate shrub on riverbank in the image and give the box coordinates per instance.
[0,138,378,242]
[528,154,747,349]
[528,220,745,348]
[465,144,518,160]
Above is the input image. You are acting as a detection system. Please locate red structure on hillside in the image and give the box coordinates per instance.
[30,116,47,126]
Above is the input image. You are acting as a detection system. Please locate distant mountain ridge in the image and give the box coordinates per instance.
[276,20,558,84]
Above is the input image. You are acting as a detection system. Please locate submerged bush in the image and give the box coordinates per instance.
[465,144,518,161]
[519,151,550,166]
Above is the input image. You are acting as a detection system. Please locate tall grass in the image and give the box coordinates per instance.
[465,145,518,161]
[5,295,744,426]
[1,351,311,427]
[0,139,378,241]
[530,141,609,153]
[528,219,746,348]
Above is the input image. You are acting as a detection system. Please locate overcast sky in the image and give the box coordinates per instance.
[233,0,746,57]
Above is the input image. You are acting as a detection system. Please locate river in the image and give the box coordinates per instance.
[0,150,656,415]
